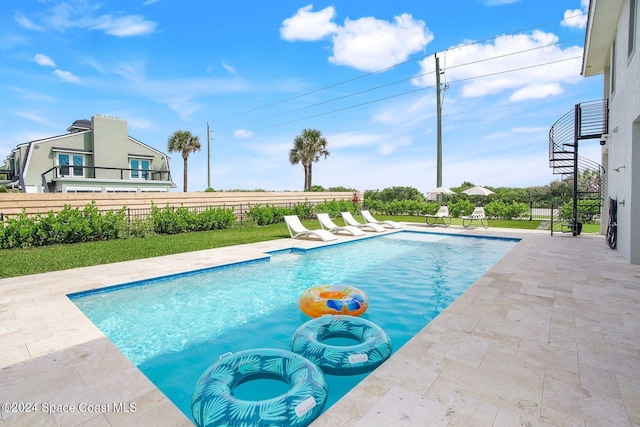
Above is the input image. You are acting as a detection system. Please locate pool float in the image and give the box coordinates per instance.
[291,315,392,376]
[298,285,368,318]
[191,348,328,427]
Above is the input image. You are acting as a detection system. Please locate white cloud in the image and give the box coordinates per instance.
[562,0,589,29]
[281,7,432,72]
[90,15,156,36]
[14,12,45,31]
[15,112,54,126]
[280,5,338,41]
[17,2,157,37]
[372,94,434,126]
[329,131,412,155]
[510,83,564,101]
[233,129,253,139]
[222,61,237,75]
[34,53,56,67]
[143,0,160,5]
[54,69,81,83]
[413,30,583,101]
[330,14,433,72]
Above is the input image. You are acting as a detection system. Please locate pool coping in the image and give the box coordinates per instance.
[1,224,639,426]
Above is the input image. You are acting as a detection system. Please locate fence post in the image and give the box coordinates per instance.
[550,204,554,236]
[529,201,533,221]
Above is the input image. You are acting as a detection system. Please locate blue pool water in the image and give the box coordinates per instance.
[70,231,518,422]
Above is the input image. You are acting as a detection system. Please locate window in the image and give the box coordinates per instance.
[611,37,617,96]
[57,153,85,177]
[130,159,150,180]
[630,0,637,57]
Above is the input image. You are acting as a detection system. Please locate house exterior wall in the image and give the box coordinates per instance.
[92,115,129,180]
[593,0,640,264]
[22,133,91,187]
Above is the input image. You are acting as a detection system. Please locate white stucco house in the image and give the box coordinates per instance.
[0,115,175,193]
[582,0,639,264]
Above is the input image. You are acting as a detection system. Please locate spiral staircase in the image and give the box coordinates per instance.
[548,100,608,235]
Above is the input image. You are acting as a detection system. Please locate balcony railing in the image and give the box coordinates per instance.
[41,165,172,188]
[0,170,15,181]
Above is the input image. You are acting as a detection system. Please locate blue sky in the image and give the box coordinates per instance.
[0,0,603,193]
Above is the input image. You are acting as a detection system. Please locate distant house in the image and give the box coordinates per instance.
[582,0,639,264]
[0,115,175,193]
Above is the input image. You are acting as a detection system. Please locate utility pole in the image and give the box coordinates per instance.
[435,54,443,188]
[206,122,211,189]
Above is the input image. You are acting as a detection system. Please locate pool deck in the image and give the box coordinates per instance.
[1,224,639,426]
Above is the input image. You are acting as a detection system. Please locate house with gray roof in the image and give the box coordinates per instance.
[0,115,175,193]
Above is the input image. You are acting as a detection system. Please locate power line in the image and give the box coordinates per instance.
[249,55,581,131]
[211,13,586,124]
[218,37,581,131]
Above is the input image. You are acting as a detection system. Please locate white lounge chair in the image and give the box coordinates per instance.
[284,215,338,241]
[425,205,452,227]
[361,210,403,229]
[317,213,366,236]
[461,207,489,229]
[340,211,385,232]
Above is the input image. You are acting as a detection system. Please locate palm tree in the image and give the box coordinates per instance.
[289,128,330,191]
[167,130,201,192]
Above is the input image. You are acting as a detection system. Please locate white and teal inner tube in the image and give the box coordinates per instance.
[191,348,328,427]
[291,315,392,376]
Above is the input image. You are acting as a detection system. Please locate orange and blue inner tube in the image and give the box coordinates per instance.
[298,285,368,318]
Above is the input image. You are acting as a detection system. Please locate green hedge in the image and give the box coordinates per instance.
[0,203,129,249]
[245,201,317,226]
[559,199,601,223]
[314,199,358,217]
[484,201,530,220]
[0,202,237,249]
[149,204,236,234]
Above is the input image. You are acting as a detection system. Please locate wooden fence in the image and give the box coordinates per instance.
[0,191,359,223]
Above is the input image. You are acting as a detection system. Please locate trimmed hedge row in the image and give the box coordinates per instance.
[0,202,236,249]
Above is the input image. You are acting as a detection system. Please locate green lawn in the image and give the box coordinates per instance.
[0,215,599,279]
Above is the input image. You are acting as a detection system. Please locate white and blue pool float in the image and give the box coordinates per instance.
[191,348,328,427]
[291,315,392,376]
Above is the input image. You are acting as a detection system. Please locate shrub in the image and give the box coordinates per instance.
[362,199,383,212]
[314,199,356,217]
[128,217,155,238]
[485,201,530,220]
[194,206,236,230]
[247,205,276,225]
[149,204,187,234]
[449,200,474,218]
[290,201,314,220]
[364,186,425,204]
[559,199,601,223]
[102,208,129,240]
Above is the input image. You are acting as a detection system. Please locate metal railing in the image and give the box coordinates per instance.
[40,165,172,191]
[0,170,14,181]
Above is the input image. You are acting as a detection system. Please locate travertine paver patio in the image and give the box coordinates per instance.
[1,224,639,426]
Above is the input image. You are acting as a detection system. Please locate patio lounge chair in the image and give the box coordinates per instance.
[361,210,403,229]
[425,205,452,227]
[317,213,366,236]
[284,215,338,241]
[461,207,489,229]
[340,212,386,232]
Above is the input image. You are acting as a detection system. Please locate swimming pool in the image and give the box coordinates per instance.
[70,231,518,423]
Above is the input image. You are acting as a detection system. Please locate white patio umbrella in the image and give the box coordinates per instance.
[428,186,456,195]
[462,186,495,196]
